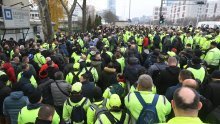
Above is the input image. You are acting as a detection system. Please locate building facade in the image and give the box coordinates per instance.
[205,1,220,18]
[153,6,169,21]
[168,0,207,23]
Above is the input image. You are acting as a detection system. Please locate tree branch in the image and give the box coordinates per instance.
[76,2,82,10]
[70,0,77,15]
[59,0,69,15]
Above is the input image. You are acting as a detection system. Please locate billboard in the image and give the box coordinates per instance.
[2,6,30,29]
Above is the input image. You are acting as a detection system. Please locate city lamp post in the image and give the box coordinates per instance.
[128,0,131,22]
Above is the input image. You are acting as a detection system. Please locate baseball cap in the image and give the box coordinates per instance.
[71,82,82,93]
[109,94,121,108]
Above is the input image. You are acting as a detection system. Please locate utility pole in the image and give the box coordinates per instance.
[159,0,164,25]
[129,0,131,22]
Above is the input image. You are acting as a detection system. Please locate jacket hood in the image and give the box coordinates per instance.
[190,64,201,70]
[166,66,180,75]
[10,91,24,99]
[128,57,139,65]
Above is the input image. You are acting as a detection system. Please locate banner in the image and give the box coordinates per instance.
[2,6,30,29]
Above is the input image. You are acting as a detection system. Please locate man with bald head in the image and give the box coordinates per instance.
[125,74,171,123]
[167,87,203,123]
[182,79,213,121]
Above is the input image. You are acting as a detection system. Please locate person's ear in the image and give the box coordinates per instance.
[171,100,176,109]
[137,84,140,91]
[39,96,43,103]
[198,101,203,110]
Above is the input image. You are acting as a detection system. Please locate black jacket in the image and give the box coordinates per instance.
[19,77,35,96]
[124,57,143,85]
[81,81,95,102]
[0,81,11,115]
[203,80,220,108]
[157,66,180,95]
[38,78,54,105]
[100,67,118,91]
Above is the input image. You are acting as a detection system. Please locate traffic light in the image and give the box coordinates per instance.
[159,15,165,24]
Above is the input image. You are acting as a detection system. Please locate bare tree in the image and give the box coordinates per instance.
[77,0,87,32]
[60,0,77,35]
[103,10,119,24]
[35,0,53,42]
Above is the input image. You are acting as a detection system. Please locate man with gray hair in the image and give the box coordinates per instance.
[156,57,180,95]
[125,74,171,123]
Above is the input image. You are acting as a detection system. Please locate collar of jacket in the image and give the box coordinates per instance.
[70,94,83,103]
[27,103,42,110]
[35,118,52,124]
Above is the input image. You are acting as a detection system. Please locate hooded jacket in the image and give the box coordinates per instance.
[3,91,29,124]
[100,67,118,91]
[18,74,36,96]
[124,57,143,85]
[3,62,16,83]
[157,66,180,95]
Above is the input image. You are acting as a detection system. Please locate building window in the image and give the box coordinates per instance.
[183,0,186,5]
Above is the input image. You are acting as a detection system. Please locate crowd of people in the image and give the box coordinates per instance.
[0,25,220,124]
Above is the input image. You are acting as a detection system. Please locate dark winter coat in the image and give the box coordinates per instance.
[124,57,143,85]
[0,81,11,115]
[203,80,220,108]
[100,67,118,91]
[3,91,29,124]
[38,78,54,105]
[81,81,95,102]
[18,77,36,96]
[156,66,180,95]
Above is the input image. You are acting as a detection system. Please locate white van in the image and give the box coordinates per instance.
[197,21,220,28]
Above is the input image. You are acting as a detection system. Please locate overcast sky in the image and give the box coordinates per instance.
[89,0,161,19]
[75,0,219,20]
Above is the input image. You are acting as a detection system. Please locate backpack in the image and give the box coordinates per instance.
[71,70,82,85]
[109,83,124,97]
[104,111,126,124]
[85,67,94,82]
[135,92,159,124]
[91,99,108,121]
[67,98,88,124]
